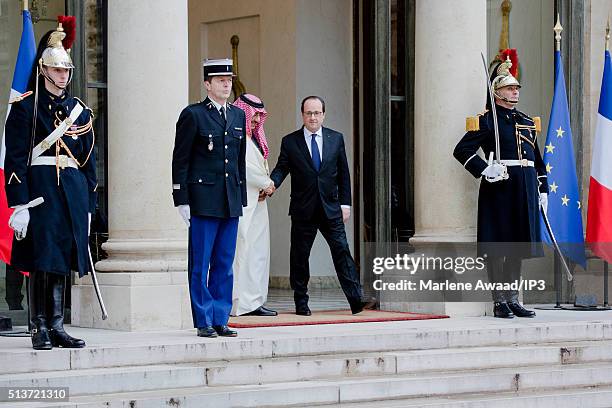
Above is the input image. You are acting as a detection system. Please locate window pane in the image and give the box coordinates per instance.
[85,0,106,84]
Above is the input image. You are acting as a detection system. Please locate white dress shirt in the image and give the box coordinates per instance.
[303,127,323,161]
[209,98,228,118]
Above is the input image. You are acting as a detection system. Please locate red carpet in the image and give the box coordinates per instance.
[228,309,448,328]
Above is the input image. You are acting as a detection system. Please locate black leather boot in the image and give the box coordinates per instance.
[508,302,536,318]
[47,274,85,348]
[493,302,515,318]
[29,271,52,350]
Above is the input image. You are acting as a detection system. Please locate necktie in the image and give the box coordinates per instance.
[220,106,226,123]
[311,134,321,171]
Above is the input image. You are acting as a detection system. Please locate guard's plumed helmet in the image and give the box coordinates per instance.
[39,16,76,70]
[485,49,521,108]
[491,57,520,91]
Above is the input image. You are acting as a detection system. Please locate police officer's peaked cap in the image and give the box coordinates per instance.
[203,59,235,78]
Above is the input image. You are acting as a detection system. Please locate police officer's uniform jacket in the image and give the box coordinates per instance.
[4,88,97,276]
[172,97,247,217]
[453,104,549,257]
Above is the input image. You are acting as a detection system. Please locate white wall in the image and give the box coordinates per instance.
[295,0,354,278]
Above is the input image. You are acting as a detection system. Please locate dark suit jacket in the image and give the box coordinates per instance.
[172,97,247,218]
[270,126,351,220]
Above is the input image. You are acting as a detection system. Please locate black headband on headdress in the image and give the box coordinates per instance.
[239,94,265,109]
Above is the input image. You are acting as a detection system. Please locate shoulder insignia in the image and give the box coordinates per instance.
[533,116,541,132]
[466,116,480,132]
[8,91,33,104]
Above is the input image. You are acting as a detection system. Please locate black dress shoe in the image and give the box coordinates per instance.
[295,307,312,316]
[260,306,278,315]
[493,302,515,318]
[508,302,536,318]
[350,298,378,315]
[243,307,277,317]
[214,325,238,337]
[197,326,218,337]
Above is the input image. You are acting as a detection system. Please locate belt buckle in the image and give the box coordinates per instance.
[58,156,68,169]
[521,159,528,167]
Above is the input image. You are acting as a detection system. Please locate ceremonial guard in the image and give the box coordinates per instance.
[454,51,548,318]
[4,17,97,349]
[172,59,247,337]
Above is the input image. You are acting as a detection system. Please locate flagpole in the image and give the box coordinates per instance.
[606,16,610,52]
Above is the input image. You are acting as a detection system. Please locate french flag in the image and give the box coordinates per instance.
[586,49,612,263]
[0,7,36,264]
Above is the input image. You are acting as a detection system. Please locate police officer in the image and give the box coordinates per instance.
[172,59,247,337]
[5,18,97,349]
[454,55,548,319]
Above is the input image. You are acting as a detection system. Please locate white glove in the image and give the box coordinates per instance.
[481,163,506,179]
[178,205,190,227]
[539,193,548,215]
[9,208,30,241]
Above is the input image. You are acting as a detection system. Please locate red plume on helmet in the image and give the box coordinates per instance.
[57,15,76,51]
[499,48,519,78]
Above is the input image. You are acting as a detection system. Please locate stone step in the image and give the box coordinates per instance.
[318,386,612,408]
[18,361,612,408]
[206,340,612,386]
[0,364,206,397]
[4,340,612,396]
[2,319,612,375]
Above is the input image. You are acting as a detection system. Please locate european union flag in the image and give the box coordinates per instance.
[540,49,586,267]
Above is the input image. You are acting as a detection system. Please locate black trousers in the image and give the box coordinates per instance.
[290,203,363,309]
[486,256,522,302]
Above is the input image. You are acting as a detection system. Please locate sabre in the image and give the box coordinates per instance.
[87,245,108,320]
[480,53,509,182]
[540,205,573,281]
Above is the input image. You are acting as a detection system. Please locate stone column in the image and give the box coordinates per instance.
[72,0,191,331]
[387,0,487,317]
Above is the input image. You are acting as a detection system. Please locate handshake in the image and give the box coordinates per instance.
[259,181,276,201]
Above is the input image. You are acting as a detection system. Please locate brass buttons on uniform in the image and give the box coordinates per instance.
[225,173,228,177]
[225,159,228,164]
[198,179,202,183]
[225,145,228,149]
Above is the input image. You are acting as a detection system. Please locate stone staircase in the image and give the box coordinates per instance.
[3,317,612,407]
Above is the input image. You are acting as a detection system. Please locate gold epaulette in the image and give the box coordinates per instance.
[466,110,489,131]
[8,91,33,104]
[533,116,541,132]
[466,116,479,132]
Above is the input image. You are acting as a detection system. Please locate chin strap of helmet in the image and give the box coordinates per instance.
[39,62,73,90]
[493,88,519,106]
